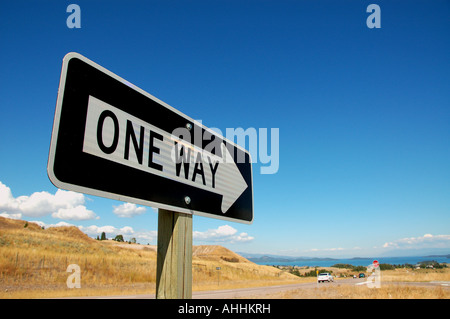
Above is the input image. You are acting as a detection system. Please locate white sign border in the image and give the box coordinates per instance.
[47,52,254,224]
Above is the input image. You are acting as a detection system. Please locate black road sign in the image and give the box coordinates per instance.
[48,53,253,224]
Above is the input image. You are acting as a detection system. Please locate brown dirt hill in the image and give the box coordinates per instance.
[193,245,251,263]
[45,226,95,243]
[0,217,251,263]
[0,216,42,231]
[0,216,94,243]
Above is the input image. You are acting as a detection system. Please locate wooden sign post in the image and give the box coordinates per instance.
[156,209,193,299]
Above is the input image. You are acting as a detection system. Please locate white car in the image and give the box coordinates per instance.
[317,272,334,283]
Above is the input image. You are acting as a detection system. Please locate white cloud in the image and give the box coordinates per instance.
[0,181,97,220]
[52,205,97,221]
[0,212,22,219]
[120,226,135,235]
[383,234,450,249]
[78,224,137,237]
[79,225,120,236]
[39,221,75,228]
[193,225,254,244]
[78,224,157,243]
[134,230,158,243]
[113,203,146,218]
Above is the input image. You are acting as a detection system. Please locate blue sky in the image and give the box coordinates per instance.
[0,0,449,258]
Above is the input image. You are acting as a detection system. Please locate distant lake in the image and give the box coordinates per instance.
[253,255,449,267]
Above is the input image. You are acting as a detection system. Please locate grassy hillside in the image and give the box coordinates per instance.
[0,217,300,298]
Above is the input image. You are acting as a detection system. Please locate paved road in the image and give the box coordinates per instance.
[70,278,361,299]
[192,279,356,299]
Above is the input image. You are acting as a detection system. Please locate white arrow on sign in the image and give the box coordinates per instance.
[82,96,248,213]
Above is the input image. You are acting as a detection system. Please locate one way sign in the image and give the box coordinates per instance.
[48,53,253,224]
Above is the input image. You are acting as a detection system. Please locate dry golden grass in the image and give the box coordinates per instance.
[381,268,450,282]
[191,251,303,292]
[0,217,299,298]
[1,217,448,299]
[248,268,450,299]
[260,283,449,299]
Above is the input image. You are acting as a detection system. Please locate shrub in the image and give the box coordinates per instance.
[379,263,395,270]
[114,235,124,242]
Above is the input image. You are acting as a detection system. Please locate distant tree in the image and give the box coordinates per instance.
[379,263,395,270]
[130,237,136,244]
[353,266,366,272]
[100,232,107,241]
[291,269,301,277]
[419,260,444,269]
[114,235,124,242]
[303,270,317,277]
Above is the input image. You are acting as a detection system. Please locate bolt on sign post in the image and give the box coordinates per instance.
[48,53,253,299]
